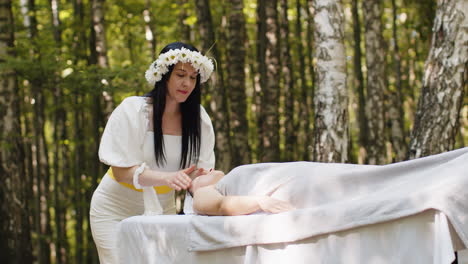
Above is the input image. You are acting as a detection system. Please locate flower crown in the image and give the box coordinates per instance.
[145,47,214,86]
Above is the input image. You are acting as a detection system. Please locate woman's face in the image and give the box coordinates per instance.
[166,62,198,103]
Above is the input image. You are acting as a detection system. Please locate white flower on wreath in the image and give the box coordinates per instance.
[145,47,214,86]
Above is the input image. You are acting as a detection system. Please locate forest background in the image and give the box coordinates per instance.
[1,0,466,263]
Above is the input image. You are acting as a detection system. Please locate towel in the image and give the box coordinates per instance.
[189,147,468,251]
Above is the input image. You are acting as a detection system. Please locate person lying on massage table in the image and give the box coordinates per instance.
[188,170,294,216]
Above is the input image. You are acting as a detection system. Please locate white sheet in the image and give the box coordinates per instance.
[117,210,461,264]
[459,249,468,264]
[190,147,468,250]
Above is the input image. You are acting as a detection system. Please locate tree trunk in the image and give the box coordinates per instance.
[0,1,33,263]
[227,0,250,166]
[194,0,232,171]
[49,0,61,43]
[279,0,296,161]
[73,0,87,62]
[408,0,467,159]
[89,0,107,187]
[26,0,53,262]
[363,0,387,164]
[178,0,191,44]
[246,23,260,162]
[52,104,68,264]
[258,0,280,162]
[33,81,52,264]
[90,0,108,68]
[305,0,314,86]
[351,0,367,159]
[47,0,69,262]
[126,22,136,66]
[19,0,40,261]
[387,0,407,162]
[305,0,317,161]
[89,1,111,262]
[296,0,312,161]
[312,0,348,163]
[60,129,71,264]
[90,0,113,114]
[71,1,87,263]
[73,96,84,264]
[256,0,267,162]
[144,0,156,60]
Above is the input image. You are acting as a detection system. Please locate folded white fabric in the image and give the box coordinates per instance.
[183,193,195,215]
[433,212,456,263]
[189,147,468,251]
[143,187,163,216]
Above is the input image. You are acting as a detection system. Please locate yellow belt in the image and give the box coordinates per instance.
[107,168,172,194]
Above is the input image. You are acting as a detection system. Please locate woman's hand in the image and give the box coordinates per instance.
[257,196,295,214]
[190,167,210,179]
[164,165,196,191]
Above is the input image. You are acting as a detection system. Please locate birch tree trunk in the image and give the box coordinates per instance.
[227,0,250,166]
[312,0,348,163]
[258,0,280,162]
[194,0,232,171]
[0,1,33,262]
[363,0,387,164]
[90,0,108,68]
[90,0,113,116]
[89,1,110,261]
[49,0,61,43]
[409,0,467,159]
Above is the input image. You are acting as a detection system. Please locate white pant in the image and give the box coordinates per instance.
[90,174,175,264]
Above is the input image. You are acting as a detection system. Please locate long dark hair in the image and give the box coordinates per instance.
[145,42,201,169]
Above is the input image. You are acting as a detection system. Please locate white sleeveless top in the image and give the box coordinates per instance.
[98,96,215,212]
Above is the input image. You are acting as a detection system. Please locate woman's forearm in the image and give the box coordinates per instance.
[193,186,294,216]
[219,196,262,216]
[111,166,168,186]
[193,186,260,216]
[220,196,294,215]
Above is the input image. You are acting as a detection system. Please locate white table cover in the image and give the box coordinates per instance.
[118,210,464,264]
[189,148,468,251]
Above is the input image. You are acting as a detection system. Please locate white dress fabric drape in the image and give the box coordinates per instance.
[90,96,215,264]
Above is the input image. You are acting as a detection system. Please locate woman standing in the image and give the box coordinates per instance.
[90,42,215,263]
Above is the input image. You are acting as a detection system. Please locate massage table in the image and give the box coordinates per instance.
[118,148,468,263]
[118,210,466,263]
